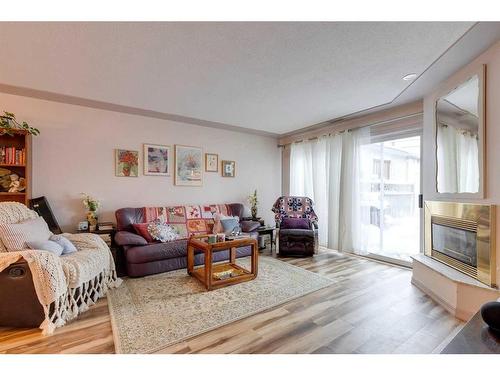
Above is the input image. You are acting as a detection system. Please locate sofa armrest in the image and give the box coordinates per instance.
[115,230,148,246]
[241,220,260,233]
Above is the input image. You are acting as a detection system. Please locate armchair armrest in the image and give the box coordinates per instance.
[114,230,148,246]
[240,220,260,233]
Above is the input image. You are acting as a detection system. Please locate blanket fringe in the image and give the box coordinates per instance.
[40,269,121,335]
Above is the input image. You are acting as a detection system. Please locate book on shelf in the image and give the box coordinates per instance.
[0,146,26,165]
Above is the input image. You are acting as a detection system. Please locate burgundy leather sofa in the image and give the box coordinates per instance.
[114,203,260,277]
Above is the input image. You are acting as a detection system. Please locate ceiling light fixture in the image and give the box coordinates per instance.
[402,73,418,81]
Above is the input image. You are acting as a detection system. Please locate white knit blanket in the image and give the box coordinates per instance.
[0,203,121,334]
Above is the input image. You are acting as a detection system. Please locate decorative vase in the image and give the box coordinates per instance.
[87,211,98,232]
[481,301,500,334]
[251,206,258,219]
[123,165,131,176]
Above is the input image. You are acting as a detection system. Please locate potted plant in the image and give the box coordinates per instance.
[81,193,100,231]
[248,189,258,219]
[0,111,40,136]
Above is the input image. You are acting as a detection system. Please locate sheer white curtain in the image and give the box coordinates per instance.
[437,123,479,193]
[457,131,479,192]
[290,135,342,247]
[339,127,371,254]
[289,128,369,254]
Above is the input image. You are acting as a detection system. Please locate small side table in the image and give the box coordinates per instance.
[256,226,276,251]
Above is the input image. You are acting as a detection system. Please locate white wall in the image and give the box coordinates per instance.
[423,40,500,285]
[0,92,281,231]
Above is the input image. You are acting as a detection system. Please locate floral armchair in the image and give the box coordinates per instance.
[271,196,319,257]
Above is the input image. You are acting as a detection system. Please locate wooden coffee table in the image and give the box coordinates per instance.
[187,235,258,291]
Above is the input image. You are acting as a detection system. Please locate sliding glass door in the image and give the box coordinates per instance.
[359,135,421,264]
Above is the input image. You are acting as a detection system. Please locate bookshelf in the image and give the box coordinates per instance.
[0,130,31,205]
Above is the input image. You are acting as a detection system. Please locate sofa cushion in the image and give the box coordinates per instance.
[0,217,52,251]
[147,222,180,242]
[279,228,315,237]
[132,223,154,243]
[50,234,78,255]
[115,230,148,246]
[240,220,260,232]
[220,216,240,234]
[281,217,311,230]
[212,213,223,234]
[125,239,189,264]
[26,240,64,256]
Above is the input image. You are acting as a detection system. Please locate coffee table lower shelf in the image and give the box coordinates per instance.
[190,262,256,290]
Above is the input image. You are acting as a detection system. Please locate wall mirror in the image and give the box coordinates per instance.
[435,66,485,197]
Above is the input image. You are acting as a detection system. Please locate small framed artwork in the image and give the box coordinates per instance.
[221,160,236,177]
[174,145,203,186]
[144,144,170,176]
[115,149,139,177]
[205,153,218,172]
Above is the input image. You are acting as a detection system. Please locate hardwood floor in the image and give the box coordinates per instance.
[0,249,463,354]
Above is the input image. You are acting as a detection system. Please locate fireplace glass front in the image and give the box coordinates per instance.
[431,223,477,267]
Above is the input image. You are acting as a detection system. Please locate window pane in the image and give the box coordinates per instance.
[360,136,421,262]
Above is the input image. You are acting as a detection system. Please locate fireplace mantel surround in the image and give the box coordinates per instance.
[412,201,500,321]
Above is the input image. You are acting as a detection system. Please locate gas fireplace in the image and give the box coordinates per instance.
[424,201,496,287]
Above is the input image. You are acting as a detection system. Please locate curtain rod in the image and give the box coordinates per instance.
[277,111,423,148]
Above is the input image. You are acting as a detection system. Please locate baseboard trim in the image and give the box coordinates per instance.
[411,276,458,318]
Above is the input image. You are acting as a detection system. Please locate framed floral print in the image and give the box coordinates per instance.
[115,149,139,177]
[174,145,203,186]
[144,144,170,176]
[221,160,236,177]
[205,153,218,172]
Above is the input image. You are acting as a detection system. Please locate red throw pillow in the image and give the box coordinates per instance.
[132,223,154,243]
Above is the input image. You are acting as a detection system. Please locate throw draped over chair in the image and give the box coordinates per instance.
[271,196,319,257]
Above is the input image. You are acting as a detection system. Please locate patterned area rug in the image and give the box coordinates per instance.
[107,256,334,353]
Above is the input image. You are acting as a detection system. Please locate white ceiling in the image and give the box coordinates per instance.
[0,22,486,135]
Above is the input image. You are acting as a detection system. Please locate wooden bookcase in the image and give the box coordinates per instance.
[0,130,31,205]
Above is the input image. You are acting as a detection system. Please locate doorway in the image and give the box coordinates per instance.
[359,135,421,265]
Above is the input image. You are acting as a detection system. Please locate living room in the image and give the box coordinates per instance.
[1,1,500,374]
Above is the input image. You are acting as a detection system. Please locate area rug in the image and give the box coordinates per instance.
[107,256,334,353]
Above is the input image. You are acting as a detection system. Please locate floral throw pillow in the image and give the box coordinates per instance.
[147,220,180,243]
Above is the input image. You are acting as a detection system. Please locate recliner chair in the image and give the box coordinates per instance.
[271,196,319,257]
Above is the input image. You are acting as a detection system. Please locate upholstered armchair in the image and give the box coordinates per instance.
[271,196,319,257]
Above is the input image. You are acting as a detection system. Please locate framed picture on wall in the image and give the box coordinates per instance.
[144,144,170,176]
[221,160,236,177]
[115,149,139,177]
[174,145,203,186]
[205,153,218,172]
